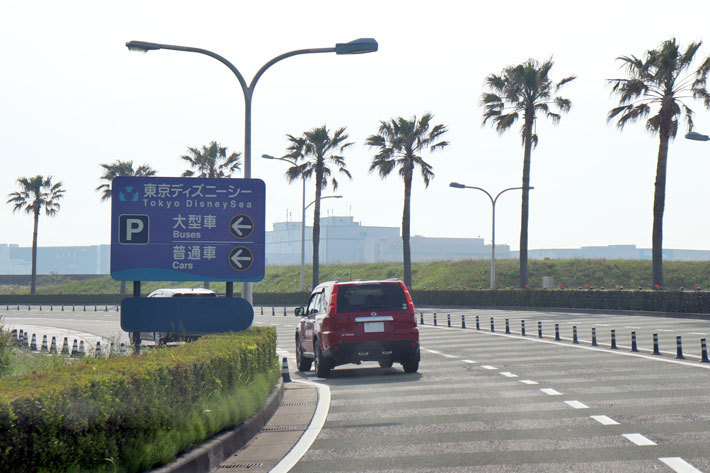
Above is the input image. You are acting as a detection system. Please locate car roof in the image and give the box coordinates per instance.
[313,279,402,291]
[147,288,216,297]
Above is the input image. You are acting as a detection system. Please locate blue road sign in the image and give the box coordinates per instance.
[120,297,254,332]
[111,176,265,282]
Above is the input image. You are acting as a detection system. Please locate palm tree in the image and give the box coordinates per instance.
[7,176,65,295]
[96,160,156,201]
[608,39,710,289]
[481,58,575,288]
[282,126,352,288]
[97,160,156,294]
[181,141,241,178]
[366,114,449,288]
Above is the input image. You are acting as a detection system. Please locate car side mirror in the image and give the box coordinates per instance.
[294,307,304,317]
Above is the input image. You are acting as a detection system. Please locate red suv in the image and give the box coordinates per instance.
[294,279,419,378]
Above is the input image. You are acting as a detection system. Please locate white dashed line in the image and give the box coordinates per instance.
[500,372,518,378]
[622,433,656,446]
[590,415,619,425]
[462,359,477,364]
[481,365,498,370]
[564,400,589,409]
[657,329,675,332]
[426,349,442,355]
[659,457,703,473]
[519,380,539,385]
[440,353,459,359]
[540,388,562,396]
[691,332,707,336]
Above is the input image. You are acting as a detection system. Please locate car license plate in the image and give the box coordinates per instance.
[364,322,384,333]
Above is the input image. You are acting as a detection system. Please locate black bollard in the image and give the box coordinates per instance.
[591,328,598,346]
[505,318,510,334]
[476,315,480,331]
[676,336,685,359]
[573,326,579,344]
[701,339,709,363]
[420,313,424,325]
[447,314,451,327]
[538,321,543,338]
[653,333,661,355]
[521,320,526,336]
[490,317,495,332]
[434,313,438,326]
[555,323,560,341]
[631,331,638,352]
[610,330,617,349]
[461,314,466,329]
[272,306,275,316]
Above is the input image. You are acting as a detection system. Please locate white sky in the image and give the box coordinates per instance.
[2,0,710,252]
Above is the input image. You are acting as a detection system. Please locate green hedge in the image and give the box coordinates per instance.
[0,327,278,473]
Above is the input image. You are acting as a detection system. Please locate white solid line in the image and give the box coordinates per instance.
[441,353,459,359]
[659,457,703,473]
[519,380,539,385]
[270,379,331,473]
[622,433,656,446]
[500,372,518,378]
[462,359,477,364]
[691,332,707,336]
[481,365,497,370]
[540,388,562,396]
[564,400,589,409]
[591,415,619,425]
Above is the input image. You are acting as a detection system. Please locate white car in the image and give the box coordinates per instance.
[141,287,217,344]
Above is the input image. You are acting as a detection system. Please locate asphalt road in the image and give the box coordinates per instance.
[5,305,710,471]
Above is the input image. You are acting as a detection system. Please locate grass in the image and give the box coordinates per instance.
[8,259,710,294]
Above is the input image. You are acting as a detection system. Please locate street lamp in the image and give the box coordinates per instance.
[126,38,377,302]
[686,131,710,141]
[449,182,532,289]
[262,154,307,291]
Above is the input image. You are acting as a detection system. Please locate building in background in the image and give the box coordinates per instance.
[0,244,110,275]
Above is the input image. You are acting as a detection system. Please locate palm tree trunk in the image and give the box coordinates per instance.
[519,119,534,288]
[402,172,413,288]
[652,130,670,289]
[312,168,323,289]
[31,208,39,295]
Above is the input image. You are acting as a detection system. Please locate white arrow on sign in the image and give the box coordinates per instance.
[230,216,253,237]
[230,248,252,269]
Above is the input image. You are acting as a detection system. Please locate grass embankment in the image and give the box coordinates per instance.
[0,327,279,473]
[8,259,710,294]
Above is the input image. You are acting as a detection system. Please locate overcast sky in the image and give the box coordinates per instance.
[3,0,710,253]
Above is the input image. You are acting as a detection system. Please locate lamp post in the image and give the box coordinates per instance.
[305,195,342,285]
[262,154,307,291]
[449,182,532,289]
[126,38,377,302]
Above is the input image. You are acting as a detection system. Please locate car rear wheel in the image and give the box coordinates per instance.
[314,340,331,378]
[295,336,312,372]
[378,359,393,368]
[402,355,419,373]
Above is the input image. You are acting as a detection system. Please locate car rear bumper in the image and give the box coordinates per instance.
[323,339,419,365]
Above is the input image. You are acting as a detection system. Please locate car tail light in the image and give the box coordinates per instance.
[328,284,339,316]
[400,282,415,316]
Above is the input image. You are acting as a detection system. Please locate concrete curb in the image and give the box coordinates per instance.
[150,378,285,473]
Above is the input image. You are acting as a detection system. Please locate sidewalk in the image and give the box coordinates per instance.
[212,381,318,472]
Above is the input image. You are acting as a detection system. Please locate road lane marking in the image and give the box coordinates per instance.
[462,359,477,364]
[657,329,675,332]
[564,400,589,409]
[591,415,619,425]
[481,365,497,370]
[500,372,518,378]
[519,380,538,385]
[659,457,703,473]
[691,332,707,336]
[270,378,330,473]
[540,388,562,396]
[425,349,442,354]
[622,433,656,446]
[440,353,459,359]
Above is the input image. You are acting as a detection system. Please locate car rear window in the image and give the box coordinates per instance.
[336,283,407,313]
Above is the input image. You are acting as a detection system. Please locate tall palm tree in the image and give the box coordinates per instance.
[97,160,156,294]
[96,160,156,201]
[366,114,449,288]
[608,39,710,289]
[7,176,65,295]
[481,58,575,288]
[181,141,241,178]
[282,126,352,288]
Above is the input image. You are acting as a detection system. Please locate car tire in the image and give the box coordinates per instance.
[402,355,419,373]
[314,339,331,378]
[378,359,394,368]
[296,336,312,372]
